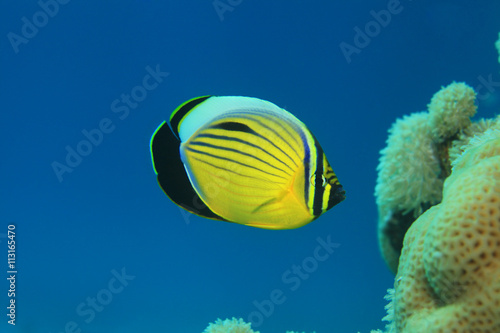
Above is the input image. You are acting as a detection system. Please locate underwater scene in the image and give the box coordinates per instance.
[2,1,500,332]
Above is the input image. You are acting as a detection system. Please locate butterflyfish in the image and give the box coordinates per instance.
[150,96,345,229]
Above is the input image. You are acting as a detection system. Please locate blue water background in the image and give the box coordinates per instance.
[2,1,500,332]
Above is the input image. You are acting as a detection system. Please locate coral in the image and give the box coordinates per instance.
[376,112,442,216]
[375,112,442,274]
[203,318,260,333]
[448,118,498,165]
[452,125,500,171]
[375,82,477,273]
[375,34,500,328]
[356,289,395,333]
[427,82,477,142]
[389,129,500,332]
[201,318,319,333]
[496,32,500,64]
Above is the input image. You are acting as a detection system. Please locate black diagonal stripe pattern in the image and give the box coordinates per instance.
[188,141,293,176]
[185,147,288,180]
[226,112,301,167]
[195,133,295,173]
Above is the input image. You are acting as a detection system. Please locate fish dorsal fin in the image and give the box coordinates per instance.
[170,96,288,142]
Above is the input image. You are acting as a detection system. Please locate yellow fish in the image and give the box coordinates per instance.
[150,96,345,229]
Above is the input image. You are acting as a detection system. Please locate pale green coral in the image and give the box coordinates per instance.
[389,132,500,332]
[372,33,500,331]
[448,118,497,165]
[203,318,259,333]
[375,82,478,274]
[375,111,500,332]
[376,112,442,218]
[427,82,477,142]
[452,125,500,171]
[375,111,442,273]
[202,318,319,333]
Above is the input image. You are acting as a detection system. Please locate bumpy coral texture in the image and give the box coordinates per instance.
[449,119,498,165]
[375,112,442,273]
[376,112,442,217]
[392,134,500,332]
[375,82,477,274]
[202,318,318,333]
[203,318,260,333]
[427,82,477,142]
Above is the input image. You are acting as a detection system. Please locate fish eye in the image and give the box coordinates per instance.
[310,174,327,187]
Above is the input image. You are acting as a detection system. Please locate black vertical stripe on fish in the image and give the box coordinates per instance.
[312,136,325,217]
[170,95,211,139]
[301,131,311,207]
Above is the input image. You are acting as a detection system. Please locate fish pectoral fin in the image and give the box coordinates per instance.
[251,186,296,214]
[251,197,280,214]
